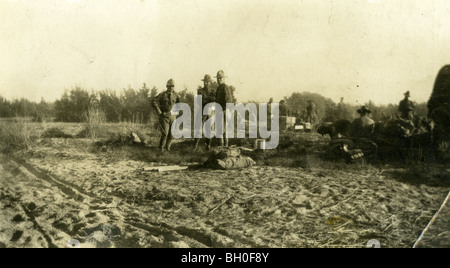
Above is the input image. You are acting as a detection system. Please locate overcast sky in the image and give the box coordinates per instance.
[0,0,449,105]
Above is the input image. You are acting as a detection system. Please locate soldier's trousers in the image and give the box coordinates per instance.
[219,109,230,147]
[400,111,414,121]
[195,114,213,148]
[159,115,176,149]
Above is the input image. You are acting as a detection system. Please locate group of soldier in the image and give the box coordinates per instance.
[315,90,421,162]
[152,70,232,152]
[351,90,417,138]
[152,67,418,153]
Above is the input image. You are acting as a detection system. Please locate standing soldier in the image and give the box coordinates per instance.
[337,97,345,119]
[267,98,274,114]
[305,100,317,124]
[279,100,288,116]
[194,74,215,151]
[398,91,415,121]
[153,79,180,152]
[215,70,233,147]
[267,98,274,129]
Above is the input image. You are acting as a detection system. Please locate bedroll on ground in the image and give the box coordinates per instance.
[204,146,256,170]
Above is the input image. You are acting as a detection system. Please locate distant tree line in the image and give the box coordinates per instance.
[53,84,200,124]
[0,86,427,124]
[0,96,54,122]
[0,84,198,124]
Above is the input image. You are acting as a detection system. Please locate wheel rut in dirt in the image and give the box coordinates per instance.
[5,157,242,248]
[20,203,58,248]
[12,157,96,201]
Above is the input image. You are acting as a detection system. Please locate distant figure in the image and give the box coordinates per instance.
[153,79,180,152]
[337,97,346,119]
[351,106,375,138]
[267,97,274,115]
[194,74,215,151]
[304,100,317,124]
[398,91,415,120]
[267,97,274,129]
[279,100,288,117]
[215,70,233,147]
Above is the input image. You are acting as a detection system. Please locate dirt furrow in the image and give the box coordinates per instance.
[12,157,96,201]
[6,157,242,248]
[20,203,58,248]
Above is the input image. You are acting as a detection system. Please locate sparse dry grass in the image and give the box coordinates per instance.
[84,106,106,140]
[0,120,40,153]
[0,119,379,172]
[1,119,446,179]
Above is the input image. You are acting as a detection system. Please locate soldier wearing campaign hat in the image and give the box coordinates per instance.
[153,78,180,152]
[214,70,233,147]
[398,91,415,120]
[305,100,317,124]
[351,105,375,138]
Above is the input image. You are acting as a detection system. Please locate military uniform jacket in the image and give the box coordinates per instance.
[306,103,316,113]
[279,103,288,116]
[215,84,233,110]
[198,86,215,110]
[398,99,414,113]
[351,116,375,138]
[153,91,180,114]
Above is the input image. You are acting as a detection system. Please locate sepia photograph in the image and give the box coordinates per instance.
[0,0,449,251]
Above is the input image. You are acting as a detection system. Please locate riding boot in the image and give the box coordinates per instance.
[160,137,167,152]
[194,138,200,151]
[166,140,173,152]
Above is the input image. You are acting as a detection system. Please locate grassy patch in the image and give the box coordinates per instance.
[0,120,41,153]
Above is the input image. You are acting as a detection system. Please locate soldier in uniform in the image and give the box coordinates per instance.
[152,79,180,152]
[215,70,233,147]
[351,106,375,138]
[279,100,288,116]
[267,98,274,129]
[350,105,378,160]
[337,97,346,119]
[398,91,415,121]
[304,100,317,124]
[194,74,215,151]
[267,98,274,112]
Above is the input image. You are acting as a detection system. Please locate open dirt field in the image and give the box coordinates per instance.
[0,122,449,248]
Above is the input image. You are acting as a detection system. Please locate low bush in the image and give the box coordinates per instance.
[0,121,36,153]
